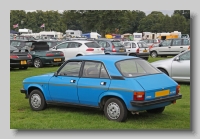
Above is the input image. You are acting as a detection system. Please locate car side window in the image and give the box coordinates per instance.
[98,41,107,48]
[57,42,68,49]
[179,51,190,60]
[182,39,190,45]
[68,42,81,48]
[100,64,109,78]
[161,39,172,46]
[58,61,82,76]
[82,61,102,78]
[11,41,17,46]
[172,39,182,46]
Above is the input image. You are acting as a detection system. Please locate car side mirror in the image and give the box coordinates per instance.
[174,56,180,61]
[54,72,58,77]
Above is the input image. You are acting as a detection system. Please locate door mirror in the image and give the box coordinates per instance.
[54,72,58,77]
[174,56,180,61]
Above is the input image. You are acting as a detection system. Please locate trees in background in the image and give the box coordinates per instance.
[10,10,190,35]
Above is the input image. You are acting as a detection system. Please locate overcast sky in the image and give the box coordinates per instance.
[25,10,174,16]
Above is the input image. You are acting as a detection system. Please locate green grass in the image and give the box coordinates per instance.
[10,57,190,130]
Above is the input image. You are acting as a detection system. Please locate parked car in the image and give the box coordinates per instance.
[151,49,190,83]
[95,38,127,55]
[10,39,33,51]
[123,41,149,60]
[150,38,190,58]
[20,55,182,122]
[16,36,36,41]
[37,40,64,49]
[10,45,32,70]
[50,40,105,61]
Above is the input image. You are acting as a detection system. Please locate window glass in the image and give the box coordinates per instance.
[179,51,190,60]
[85,42,100,48]
[58,61,82,76]
[68,42,81,48]
[57,42,69,49]
[182,39,190,45]
[172,39,182,46]
[124,42,131,48]
[82,62,101,78]
[100,65,109,78]
[161,39,172,46]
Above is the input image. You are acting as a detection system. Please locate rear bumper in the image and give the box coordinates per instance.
[130,94,182,107]
[20,88,28,99]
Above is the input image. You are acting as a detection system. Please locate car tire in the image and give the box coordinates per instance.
[129,53,137,57]
[104,98,127,122]
[158,68,169,76]
[34,58,43,68]
[146,107,165,114]
[151,51,158,58]
[76,54,82,57]
[29,89,47,111]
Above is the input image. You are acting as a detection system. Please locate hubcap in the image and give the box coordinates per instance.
[34,59,40,68]
[151,52,157,58]
[107,102,120,119]
[31,94,41,108]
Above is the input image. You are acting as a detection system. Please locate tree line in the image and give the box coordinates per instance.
[10,10,190,37]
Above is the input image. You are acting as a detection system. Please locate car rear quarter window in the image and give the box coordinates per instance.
[179,51,190,60]
[172,39,182,46]
[182,39,190,45]
[116,59,160,77]
[85,42,101,48]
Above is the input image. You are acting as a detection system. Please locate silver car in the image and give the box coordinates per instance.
[151,50,190,83]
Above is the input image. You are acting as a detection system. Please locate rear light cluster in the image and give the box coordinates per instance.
[112,45,116,52]
[149,44,154,50]
[60,52,64,56]
[176,84,180,94]
[86,48,94,51]
[27,54,32,59]
[10,55,19,59]
[134,91,145,101]
[136,48,139,53]
[101,47,105,51]
[46,53,54,57]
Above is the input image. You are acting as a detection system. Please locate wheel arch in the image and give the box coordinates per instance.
[27,85,46,100]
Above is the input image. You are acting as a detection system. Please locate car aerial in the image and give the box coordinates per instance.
[50,40,105,61]
[20,55,182,122]
[10,45,32,70]
[95,38,127,55]
[123,40,150,60]
[150,38,190,58]
[151,49,190,83]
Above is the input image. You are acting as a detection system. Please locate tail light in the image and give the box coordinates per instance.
[60,52,64,56]
[46,53,54,56]
[176,84,181,94]
[149,44,154,50]
[188,46,190,49]
[112,45,116,52]
[136,48,139,53]
[101,47,105,51]
[86,48,94,51]
[10,55,19,59]
[27,54,32,59]
[134,91,145,101]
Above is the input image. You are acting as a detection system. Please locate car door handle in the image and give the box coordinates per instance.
[168,47,171,48]
[128,50,130,51]
[100,82,106,85]
[70,80,76,83]
[180,47,183,48]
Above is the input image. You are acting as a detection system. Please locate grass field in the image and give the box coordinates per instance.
[10,57,190,129]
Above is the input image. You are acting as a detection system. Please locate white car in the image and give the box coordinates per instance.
[50,40,104,61]
[123,41,150,60]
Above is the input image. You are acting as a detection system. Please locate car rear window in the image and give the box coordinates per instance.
[111,41,123,47]
[85,42,101,48]
[116,59,160,77]
[137,42,148,48]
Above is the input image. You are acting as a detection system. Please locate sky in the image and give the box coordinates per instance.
[25,10,174,16]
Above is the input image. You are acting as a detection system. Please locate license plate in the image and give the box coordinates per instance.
[155,90,169,97]
[54,58,61,61]
[20,60,27,65]
[119,50,124,52]
[143,49,148,52]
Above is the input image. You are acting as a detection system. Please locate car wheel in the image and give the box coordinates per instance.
[104,98,127,122]
[34,58,43,68]
[158,68,169,76]
[129,53,137,57]
[146,107,165,114]
[151,51,158,58]
[29,89,47,111]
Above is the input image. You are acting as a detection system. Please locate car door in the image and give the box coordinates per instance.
[53,42,69,60]
[171,50,190,82]
[48,61,82,103]
[65,42,82,58]
[170,39,184,55]
[124,42,132,54]
[157,39,172,55]
[77,61,111,106]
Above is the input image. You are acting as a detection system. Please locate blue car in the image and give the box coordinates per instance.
[20,55,182,122]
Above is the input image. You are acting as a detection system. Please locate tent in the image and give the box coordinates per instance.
[82,33,90,38]
[10,30,20,34]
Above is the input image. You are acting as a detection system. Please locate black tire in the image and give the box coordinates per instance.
[151,51,158,58]
[129,53,137,57]
[146,107,165,114]
[158,68,169,76]
[104,98,127,122]
[33,58,43,68]
[76,54,82,57]
[29,89,47,111]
